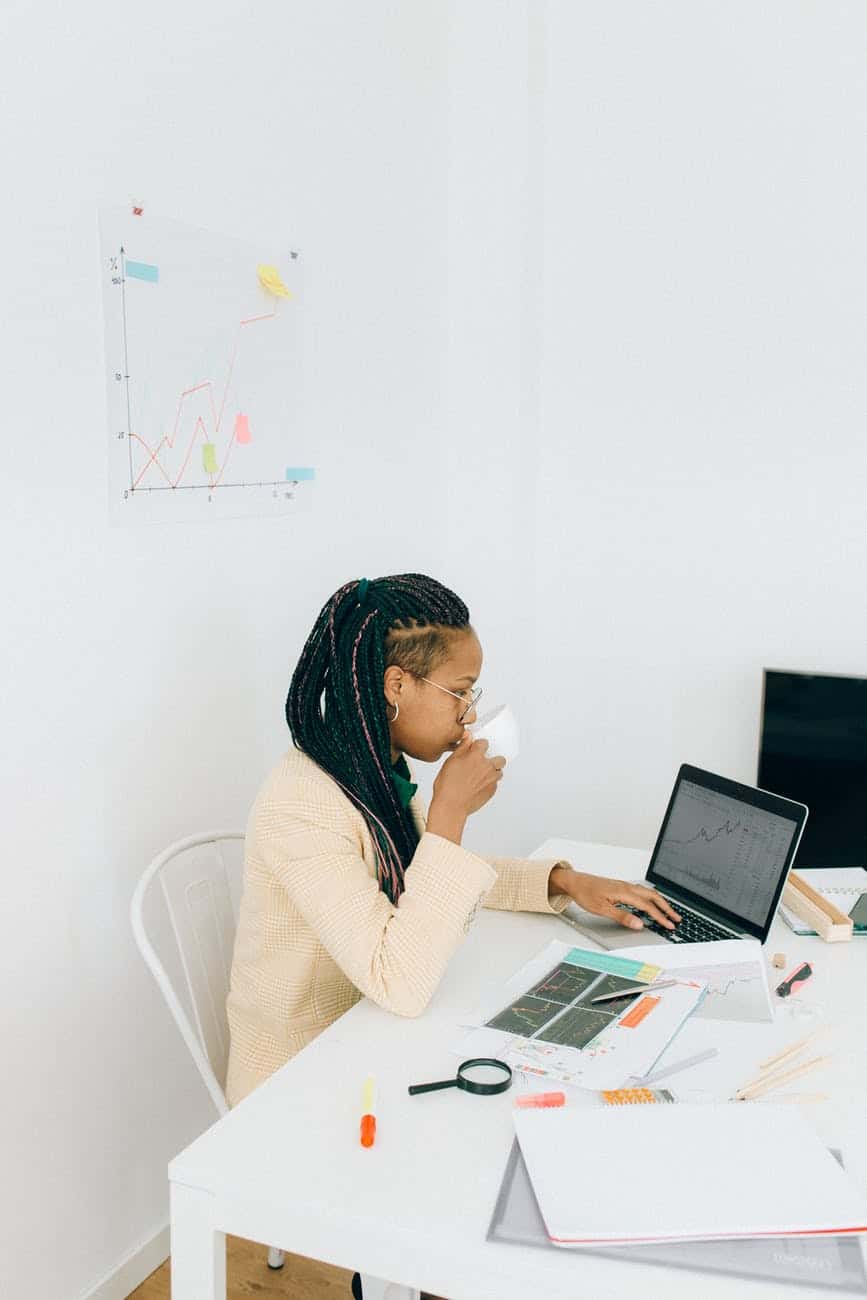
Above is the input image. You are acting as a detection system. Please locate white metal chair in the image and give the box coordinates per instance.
[131,830,418,1300]
[130,830,286,1272]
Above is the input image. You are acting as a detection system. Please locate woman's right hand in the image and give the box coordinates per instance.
[429,731,504,829]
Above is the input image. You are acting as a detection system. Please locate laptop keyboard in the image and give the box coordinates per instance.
[626,906,734,944]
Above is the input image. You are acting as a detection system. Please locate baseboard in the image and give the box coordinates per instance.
[77,1220,170,1300]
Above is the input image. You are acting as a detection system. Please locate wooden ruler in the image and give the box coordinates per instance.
[781,872,854,942]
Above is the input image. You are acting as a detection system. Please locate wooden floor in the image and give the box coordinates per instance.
[130,1236,354,1299]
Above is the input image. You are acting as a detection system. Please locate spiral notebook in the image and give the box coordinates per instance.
[513,1103,867,1247]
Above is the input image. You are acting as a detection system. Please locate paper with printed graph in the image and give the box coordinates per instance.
[99,206,314,523]
[457,940,706,1090]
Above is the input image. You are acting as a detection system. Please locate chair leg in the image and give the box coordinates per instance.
[267,1246,285,1269]
[358,1275,420,1300]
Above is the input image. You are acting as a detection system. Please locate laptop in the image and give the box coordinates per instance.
[564,763,808,950]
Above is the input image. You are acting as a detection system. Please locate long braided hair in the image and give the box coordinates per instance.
[286,574,472,902]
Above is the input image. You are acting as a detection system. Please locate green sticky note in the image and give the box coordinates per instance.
[202,443,218,475]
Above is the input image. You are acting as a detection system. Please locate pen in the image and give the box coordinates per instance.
[360,1075,377,1148]
[590,979,678,1004]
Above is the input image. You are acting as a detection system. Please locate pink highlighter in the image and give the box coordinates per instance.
[775,961,813,998]
[514,1091,566,1109]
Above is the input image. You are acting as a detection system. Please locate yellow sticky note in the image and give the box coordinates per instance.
[256,264,292,299]
[202,443,219,475]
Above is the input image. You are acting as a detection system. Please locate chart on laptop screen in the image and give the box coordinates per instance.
[655,780,797,927]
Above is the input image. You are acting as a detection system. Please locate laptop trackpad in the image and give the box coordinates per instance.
[559,902,670,951]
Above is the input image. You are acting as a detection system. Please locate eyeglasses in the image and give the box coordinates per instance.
[417,676,483,723]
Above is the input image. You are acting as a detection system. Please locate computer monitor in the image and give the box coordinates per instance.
[758,669,867,870]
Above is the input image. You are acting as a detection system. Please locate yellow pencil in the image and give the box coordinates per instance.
[736,1058,803,1097]
[749,1093,829,1105]
[736,1054,831,1101]
[758,1026,828,1073]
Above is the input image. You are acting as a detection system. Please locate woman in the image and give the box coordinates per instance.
[227,570,677,1094]
[225,574,677,1292]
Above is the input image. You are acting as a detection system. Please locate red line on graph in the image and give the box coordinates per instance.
[213,424,238,487]
[130,309,277,490]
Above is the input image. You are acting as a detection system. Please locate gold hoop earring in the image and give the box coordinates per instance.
[389,702,400,722]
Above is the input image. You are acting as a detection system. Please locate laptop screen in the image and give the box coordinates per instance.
[647,767,807,938]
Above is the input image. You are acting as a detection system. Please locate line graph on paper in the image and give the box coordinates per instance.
[99,206,314,522]
[670,960,772,1023]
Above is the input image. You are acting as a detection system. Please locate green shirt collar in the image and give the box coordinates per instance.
[391,754,418,809]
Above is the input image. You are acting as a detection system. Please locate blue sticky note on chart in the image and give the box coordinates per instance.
[285,468,316,481]
[126,260,159,283]
[564,947,662,982]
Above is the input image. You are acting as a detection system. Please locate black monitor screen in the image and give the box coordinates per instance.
[758,670,867,869]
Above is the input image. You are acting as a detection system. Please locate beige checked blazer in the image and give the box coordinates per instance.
[225,748,570,1106]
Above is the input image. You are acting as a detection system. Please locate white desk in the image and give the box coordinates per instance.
[169,841,867,1300]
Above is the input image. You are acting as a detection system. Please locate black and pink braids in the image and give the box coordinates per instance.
[285,574,471,903]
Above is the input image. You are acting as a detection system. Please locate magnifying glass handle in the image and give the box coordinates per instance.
[408,1079,458,1096]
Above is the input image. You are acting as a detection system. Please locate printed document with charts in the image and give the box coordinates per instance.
[458,940,706,1090]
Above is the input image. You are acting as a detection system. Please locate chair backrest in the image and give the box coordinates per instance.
[130,831,244,1117]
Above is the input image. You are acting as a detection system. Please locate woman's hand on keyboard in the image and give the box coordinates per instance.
[548,870,682,931]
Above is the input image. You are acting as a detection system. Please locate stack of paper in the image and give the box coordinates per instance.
[488,1138,867,1291]
[513,1103,867,1247]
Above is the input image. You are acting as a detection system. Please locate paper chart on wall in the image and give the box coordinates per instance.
[458,940,706,1091]
[99,206,314,523]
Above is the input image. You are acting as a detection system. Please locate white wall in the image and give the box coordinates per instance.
[421,1,543,859]
[0,3,456,1297]
[3,2,866,1296]
[534,1,867,851]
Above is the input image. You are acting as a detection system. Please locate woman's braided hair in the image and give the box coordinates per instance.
[286,574,471,902]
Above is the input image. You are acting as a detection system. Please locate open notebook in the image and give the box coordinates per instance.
[513,1103,867,1247]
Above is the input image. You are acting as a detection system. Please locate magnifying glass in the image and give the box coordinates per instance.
[408,1057,513,1097]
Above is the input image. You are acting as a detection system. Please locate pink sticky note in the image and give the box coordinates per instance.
[202,443,219,475]
[234,413,252,444]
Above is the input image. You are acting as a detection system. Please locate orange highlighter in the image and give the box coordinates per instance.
[360,1075,377,1148]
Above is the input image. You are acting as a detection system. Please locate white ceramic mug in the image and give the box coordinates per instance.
[469,703,520,764]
